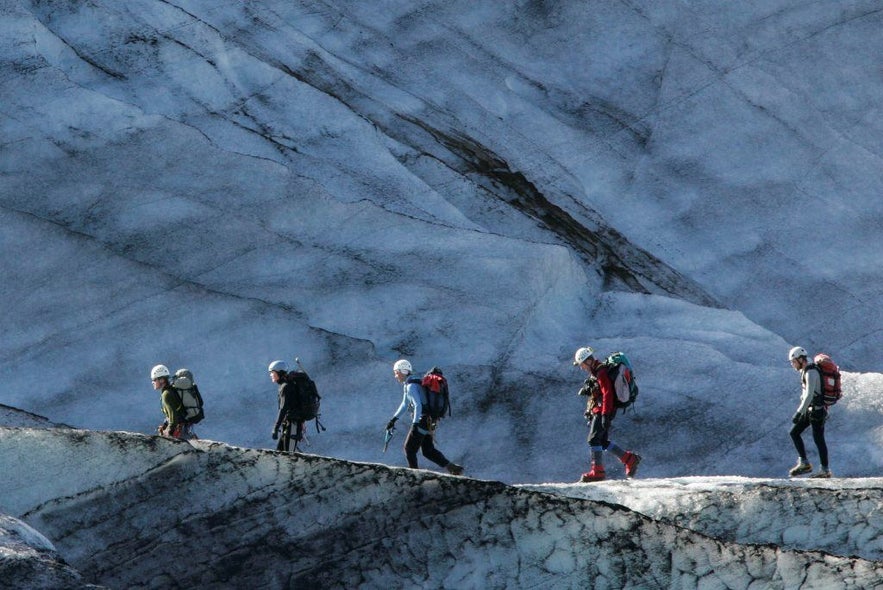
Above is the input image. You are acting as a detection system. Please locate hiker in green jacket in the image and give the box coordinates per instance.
[151,364,186,439]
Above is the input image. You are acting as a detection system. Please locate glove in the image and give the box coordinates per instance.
[386,417,397,431]
[792,412,802,424]
[271,429,279,440]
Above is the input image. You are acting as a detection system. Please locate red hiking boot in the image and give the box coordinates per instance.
[622,451,641,478]
[580,465,606,482]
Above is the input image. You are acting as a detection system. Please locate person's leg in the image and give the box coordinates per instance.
[403,425,422,468]
[582,415,607,481]
[606,442,625,460]
[788,417,813,475]
[278,422,291,452]
[790,420,809,461]
[292,421,305,451]
[811,420,828,469]
[607,442,642,478]
[420,433,450,468]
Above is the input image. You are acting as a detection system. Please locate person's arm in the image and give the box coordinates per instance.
[806,368,822,408]
[161,389,183,429]
[391,386,409,422]
[274,383,292,431]
[407,382,424,423]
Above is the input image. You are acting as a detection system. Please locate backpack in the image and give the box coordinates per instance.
[287,370,322,426]
[603,352,639,409]
[420,367,451,421]
[172,369,205,424]
[812,353,842,407]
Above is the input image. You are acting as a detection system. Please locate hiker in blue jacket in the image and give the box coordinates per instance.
[385,359,463,475]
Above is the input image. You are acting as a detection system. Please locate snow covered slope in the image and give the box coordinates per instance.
[2,0,883,489]
[527,477,883,562]
[4,427,883,589]
[0,514,106,590]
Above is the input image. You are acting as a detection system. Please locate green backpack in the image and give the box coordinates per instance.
[603,352,639,409]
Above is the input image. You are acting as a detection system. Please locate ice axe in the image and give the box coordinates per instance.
[383,426,396,453]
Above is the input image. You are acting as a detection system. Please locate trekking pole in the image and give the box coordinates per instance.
[383,427,395,453]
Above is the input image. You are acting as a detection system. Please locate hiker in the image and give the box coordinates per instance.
[269,360,305,452]
[573,347,641,482]
[787,346,832,478]
[151,364,188,440]
[385,359,463,475]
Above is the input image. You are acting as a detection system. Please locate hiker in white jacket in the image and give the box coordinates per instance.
[787,346,831,478]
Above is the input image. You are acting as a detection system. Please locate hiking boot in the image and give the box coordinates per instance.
[810,469,832,479]
[621,452,641,478]
[788,462,812,477]
[580,465,606,482]
[446,463,464,476]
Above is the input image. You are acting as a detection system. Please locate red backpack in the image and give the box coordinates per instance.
[813,353,842,406]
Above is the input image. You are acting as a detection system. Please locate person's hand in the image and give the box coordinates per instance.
[271,429,279,440]
[386,417,397,431]
[792,412,802,424]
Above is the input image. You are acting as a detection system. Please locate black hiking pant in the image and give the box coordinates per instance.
[587,413,612,448]
[790,410,828,468]
[277,420,305,452]
[404,420,449,469]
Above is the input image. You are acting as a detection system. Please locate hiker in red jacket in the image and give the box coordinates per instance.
[573,347,641,482]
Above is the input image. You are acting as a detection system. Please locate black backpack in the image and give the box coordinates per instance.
[287,371,323,431]
[420,367,451,421]
[172,369,205,424]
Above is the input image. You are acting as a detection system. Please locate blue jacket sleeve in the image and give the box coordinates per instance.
[408,382,424,423]
[392,381,424,424]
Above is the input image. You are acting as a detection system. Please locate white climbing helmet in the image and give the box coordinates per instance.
[573,347,595,366]
[788,346,808,362]
[150,364,170,380]
[268,360,288,373]
[393,359,412,374]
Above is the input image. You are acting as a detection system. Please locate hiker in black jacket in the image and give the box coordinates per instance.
[269,360,305,452]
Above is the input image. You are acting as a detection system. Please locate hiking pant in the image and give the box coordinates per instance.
[790,410,828,468]
[404,422,449,469]
[587,414,612,448]
[277,421,305,452]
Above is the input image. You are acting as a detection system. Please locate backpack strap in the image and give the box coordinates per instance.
[802,363,824,407]
[405,375,428,417]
